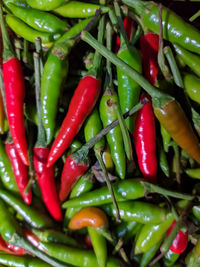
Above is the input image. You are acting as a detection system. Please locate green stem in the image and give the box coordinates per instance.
[11,233,71,267]
[33,52,46,147]
[172,142,181,184]
[23,39,28,64]
[95,149,121,222]
[0,68,7,118]
[189,9,200,22]
[106,21,112,87]
[35,37,44,76]
[96,227,114,243]
[130,24,143,46]
[81,30,172,104]
[108,9,118,33]
[0,2,15,60]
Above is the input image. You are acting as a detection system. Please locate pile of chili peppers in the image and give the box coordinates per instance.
[1,0,200,266]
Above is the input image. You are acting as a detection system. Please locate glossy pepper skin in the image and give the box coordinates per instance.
[184,74,200,104]
[140,239,162,267]
[6,15,60,44]
[27,0,66,11]
[53,1,110,18]
[63,179,145,208]
[99,87,126,179]
[133,94,157,183]
[166,220,188,254]
[59,153,89,202]
[102,201,168,224]
[0,91,4,134]
[0,139,18,193]
[173,44,200,77]
[122,0,200,55]
[0,235,24,255]
[47,75,101,167]
[33,147,62,221]
[3,0,30,8]
[164,249,180,267]
[117,46,142,132]
[0,188,54,229]
[5,140,32,204]
[8,3,68,33]
[185,238,200,266]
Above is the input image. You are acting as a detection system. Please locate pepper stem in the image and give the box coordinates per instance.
[0,3,15,60]
[95,149,121,222]
[0,68,7,118]
[81,30,172,106]
[35,37,44,76]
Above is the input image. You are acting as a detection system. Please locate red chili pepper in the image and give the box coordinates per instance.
[115,17,134,53]
[47,75,101,167]
[0,235,24,255]
[133,33,159,183]
[0,7,29,166]
[59,153,89,202]
[166,220,188,254]
[5,140,32,205]
[33,147,62,221]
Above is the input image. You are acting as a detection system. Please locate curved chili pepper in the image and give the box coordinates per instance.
[0,91,4,134]
[164,249,180,267]
[3,0,30,8]
[184,73,200,104]
[122,0,200,55]
[0,235,24,255]
[166,220,188,254]
[99,87,126,179]
[135,213,173,254]
[0,7,29,166]
[173,44,200,77]
[47,75,101,167]
[33,147,62,221]
[5,139,32,204]
[185,238,200,266]
[140,239,162,267]
[117,46,142,132]
[0,138,18,193]
[186,168,200,179]
[53,1,110,18]
[6,15,60,44]
[8,3,69,33]
[115,221,142,244]
[42,18,91,144]
[27,0,65,11]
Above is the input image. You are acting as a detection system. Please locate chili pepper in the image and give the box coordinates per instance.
[84,108,105,150]
[117,45,142,132]
[140,239,162,267]
[160,125,171,153]
[0,254,52,267]
[3,0,30,8]
[8,3,69,33]
[99,87,126,179]
[0,235,24,255]
[115,221,142,244]
[0,139,18,193]
[5,15,60,44]
[63,179,145,208]
[66,139,82,156]
[185,238,200,267]
[81,29,200,164]
[42,18,96,145]
[0,8,29,166]
[166,220,188,254]
[158,140,170,177]
[33,52,62,221]
[39,241,124,267]
[103,201,169,225]
[192,108,200,137]
[135,213,174,254]
[0,188,54,229]
[173,44,200,77]
[0,92,4,134]
[64,170,94,225]
[27,0,65,11]
[184,73,200,104]
[163,249,180,266]
[5,138,32,205]
[53,1,110,18]
[122,0,200,55]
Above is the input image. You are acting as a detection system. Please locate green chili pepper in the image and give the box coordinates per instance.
[115,221,142,244]
[185,238,200,267]
[0,139,18,193]
[186,168,200,179]
[160,125,171,153]
[192,205,200,220]
[184,74,200,104]
[0,254,52,267]
[158,140,170,177]
[135,213,173,254]
[163,249,180,266]
[99,87,126,179]
[63,179,145,208]
[27,0,66,11]
[173,44,200,77]
[53,1,110,18]
[117,46,142,132]
[0,188,54,229]
[39,242,124,267]
[3,0,30,9]
[5,15,60,44]
[88,227,107,267]
[41,18,91,144]
[64,170,94,225]
[84,108,105,150]
[7,3,69,33]
[103,201,168,225]
[140,239,162,267]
